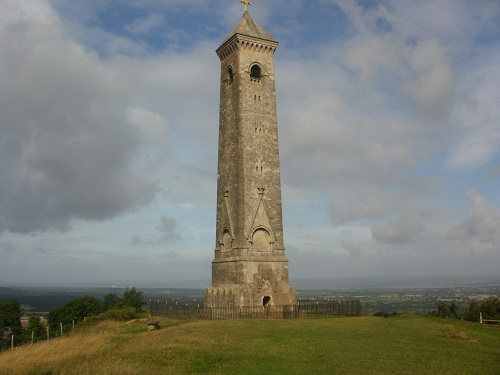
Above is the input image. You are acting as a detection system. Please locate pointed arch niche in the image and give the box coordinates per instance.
[221,228,233,252]
[251,227,272,251]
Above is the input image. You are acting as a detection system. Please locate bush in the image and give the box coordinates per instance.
[48,296,102,329]
[45,287,145,332]
[86,308,138,323]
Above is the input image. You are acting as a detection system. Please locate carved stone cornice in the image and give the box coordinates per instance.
[217,34,278,62]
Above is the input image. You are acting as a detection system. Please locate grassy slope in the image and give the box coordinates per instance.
[0,317,498,375]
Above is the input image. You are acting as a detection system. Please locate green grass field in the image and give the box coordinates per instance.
[0,316,498,374]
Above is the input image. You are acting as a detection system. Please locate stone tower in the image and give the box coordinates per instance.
[205,3,297,308]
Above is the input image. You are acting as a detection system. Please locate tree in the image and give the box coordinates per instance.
[102,292,120,311]
[463,299,481,322]
[436,302,451,318]
[21,316,46,344]
[48,295,102,331]
[0,299,22,349]
[480,297,500,320]
[449,302,459,319]
[121,287,145,312]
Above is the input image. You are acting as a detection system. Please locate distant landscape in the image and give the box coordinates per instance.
[1,275,498,317]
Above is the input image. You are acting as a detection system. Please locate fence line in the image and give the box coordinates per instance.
[150,300,363,320]
[479,313,500,324]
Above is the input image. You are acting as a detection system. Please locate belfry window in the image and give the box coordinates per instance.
[250,64,262,79]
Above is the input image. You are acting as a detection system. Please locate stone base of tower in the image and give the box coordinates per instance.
[206,255,298,307]
[204,282,297,308]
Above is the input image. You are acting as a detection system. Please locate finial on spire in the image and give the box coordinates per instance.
[241,0,252,13]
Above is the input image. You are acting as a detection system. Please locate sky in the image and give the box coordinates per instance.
[0,0,499,287]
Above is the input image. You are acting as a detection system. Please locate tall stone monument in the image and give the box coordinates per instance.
[204,1,297,308]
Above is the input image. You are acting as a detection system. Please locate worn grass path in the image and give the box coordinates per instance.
[0,317,498,374]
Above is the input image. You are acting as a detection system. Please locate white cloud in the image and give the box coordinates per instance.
[407,40,453,116]
[0,0,158,233]
[446,53,500,172]
[125,13,165,35]
[127,107,169,145]
[441,189,500,243]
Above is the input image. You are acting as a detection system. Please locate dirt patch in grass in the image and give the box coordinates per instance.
[444,331,467,339]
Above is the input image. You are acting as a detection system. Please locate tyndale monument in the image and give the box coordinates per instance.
[204,1,297,308]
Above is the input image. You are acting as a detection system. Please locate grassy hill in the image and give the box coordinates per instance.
[0,316,498,374]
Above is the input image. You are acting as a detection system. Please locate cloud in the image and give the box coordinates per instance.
[131,234,142,246]
[156,216,182,243]
[369,188,500,249]
[328,190,437,226]
[372,216,426,244]
[329,194,390,224]
[125,13,165,35]
[446,53,500,172]
[0,0,158,233]
[0,240,16,263]
[407,40,453,116]
[126,107,169,145]
[0,0,498,284]
[441,189,500,243]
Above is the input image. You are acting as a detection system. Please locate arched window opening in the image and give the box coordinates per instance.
[263,296,271,306]
[250,64,262,79]
[227,67,234,83]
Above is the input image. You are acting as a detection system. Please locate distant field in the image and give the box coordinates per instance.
[0,316,498,374]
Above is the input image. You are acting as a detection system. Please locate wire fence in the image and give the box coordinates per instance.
[1,321,76,351]
[150,300,363,320]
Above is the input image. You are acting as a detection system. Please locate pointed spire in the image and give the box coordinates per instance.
[219,11,277,48]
